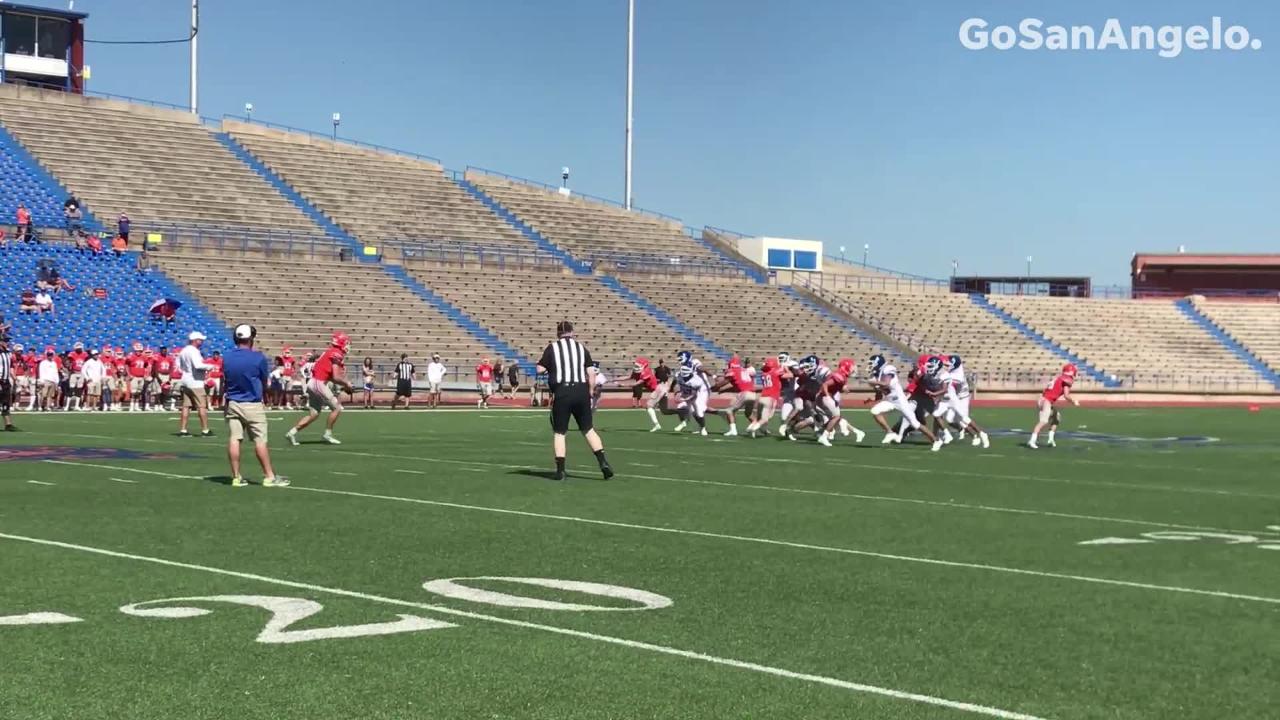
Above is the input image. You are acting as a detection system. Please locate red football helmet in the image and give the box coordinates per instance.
[728,355,742,369]
[762,356,779,371]
[1063,363,1078,378]
[634,356,650,372]
[331,332,350,350]
[132,341,144,353]
[837,357,855,375]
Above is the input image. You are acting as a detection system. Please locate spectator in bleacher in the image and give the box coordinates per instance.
[50,268,75,293]
[64,204,86,249]
[15,203,32,243]
[111,233,128,256]
[86,233,103,255]
[64,195,80,213]
[34,289,54,315]
[19,289,38,314]
[117,212,130,245]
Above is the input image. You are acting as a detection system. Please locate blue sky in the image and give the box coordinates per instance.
[23,0,1279,284]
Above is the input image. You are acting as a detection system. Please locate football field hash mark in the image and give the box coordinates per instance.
[0,531,1048,720]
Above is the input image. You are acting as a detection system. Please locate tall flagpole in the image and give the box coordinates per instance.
[624,0,634,210]
[190,0,199,114]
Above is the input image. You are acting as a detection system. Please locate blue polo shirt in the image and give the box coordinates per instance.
[222,347,269,403]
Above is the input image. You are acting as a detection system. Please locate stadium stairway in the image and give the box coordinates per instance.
[0,121,100,231]
[453,177,590,275]
[780,286,911,364]
[688,230,767,284]
[969,294,1119,387]
[595,275,731,362]
[1175,299,1280,390]
[381,265,536,371]
[214,133,364,256]
[0,243,230,353]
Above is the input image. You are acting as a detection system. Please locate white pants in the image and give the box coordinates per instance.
[677,390,708,418]
[872,397,920,429]
[934,393,971,426]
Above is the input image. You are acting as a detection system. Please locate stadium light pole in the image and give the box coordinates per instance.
[332,112,341,140]
[245,103,253,121]
[189,0,199,114]
[624,0,634,211]
[863,243,869,267]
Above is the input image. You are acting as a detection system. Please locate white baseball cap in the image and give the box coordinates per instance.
[234,324,256,340]
[188,331,206,341]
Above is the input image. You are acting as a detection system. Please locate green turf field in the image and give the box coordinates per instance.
[1,407,1277,719]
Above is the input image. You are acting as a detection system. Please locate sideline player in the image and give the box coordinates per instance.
[476,357,495,408]
[867,354,941,450]
[1030,363,1079,449]
[286,333,352,446]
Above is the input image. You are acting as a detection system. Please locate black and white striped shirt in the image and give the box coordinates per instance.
[395,361,415,381]
[538,337,593,390]
[0,350,12,382]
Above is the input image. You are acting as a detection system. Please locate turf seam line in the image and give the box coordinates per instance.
[0,531,1047,720]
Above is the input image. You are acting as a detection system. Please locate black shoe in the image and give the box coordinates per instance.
[601,464,614,480]
[177,430,191,437]
[553,470,566,481]
[3,425,16,432]
[200,430,214,437]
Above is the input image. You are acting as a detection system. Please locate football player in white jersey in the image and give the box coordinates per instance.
[670,363,710,436]
[776,352,802,422]
[931,354,990,448]
[867,354,941,450]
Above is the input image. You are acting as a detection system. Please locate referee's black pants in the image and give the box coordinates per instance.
[550,383,593,434]
[0,380,12,419]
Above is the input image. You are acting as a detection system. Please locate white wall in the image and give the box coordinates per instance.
[734,236,823,272]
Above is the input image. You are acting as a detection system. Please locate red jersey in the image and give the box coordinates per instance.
[23,353,39,374]
[476,363,494,383]
[630,367,659,392]
[727,366,755,393]
[1042,373,1074,403]
[153,356,173,378]
[127,353,151,378]
[312,347,346,383]
[282,356,296,378]
[760,366,784,400]
[206,357,223,379]
[823,370,849,394]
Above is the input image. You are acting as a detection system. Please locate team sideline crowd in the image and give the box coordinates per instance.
[0,330,1082,457]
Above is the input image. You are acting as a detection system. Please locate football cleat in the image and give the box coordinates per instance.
[931,439,943,452]
[673,421,687,433]
[852,427,867,443]
[262,476,291,488]
[230,476,247,488]
[286,429,300,446]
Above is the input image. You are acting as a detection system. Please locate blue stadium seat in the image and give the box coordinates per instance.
[0,243,231,354]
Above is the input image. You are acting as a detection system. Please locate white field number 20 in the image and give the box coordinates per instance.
[1079,526,1280,550]
[0,576,673,642]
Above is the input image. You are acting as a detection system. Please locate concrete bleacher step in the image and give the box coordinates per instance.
[969,294,1119,387]
[595,276,730,361]
[780,286,911,364]
[0,121,101,230]
[454,177,588,274]
[1175,299,1280,390]
[381,265,536,371]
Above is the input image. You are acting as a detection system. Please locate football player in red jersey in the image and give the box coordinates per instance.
[710,356,756,437]
[746,356,784,437]
[65,342,89,411]
[629,357,667,432]
[475,358,495,408]
[287,332,353,446]
[205,351,224,410]
[1030,363,1079,449]
[814,358,867,447]
[152,346,175,412]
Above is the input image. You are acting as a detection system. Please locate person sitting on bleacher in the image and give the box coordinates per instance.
[34,289,54,315]
[86,233,104,255]
[19,289,38,314]
[47,267,74,293]
[112,233,128,256]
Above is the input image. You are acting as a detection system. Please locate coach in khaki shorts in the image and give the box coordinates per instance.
[222,324,285,488]
[177,332,212,437]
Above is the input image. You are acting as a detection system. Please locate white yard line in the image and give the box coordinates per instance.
[338,450,1280,538]
[109,478,138,484]
[0,531,1046,720]
[26,480,55,486]
[331,471,358,477]
[393,469,426,475]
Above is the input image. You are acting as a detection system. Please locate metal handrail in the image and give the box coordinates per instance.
[221,115,442,165]
[464,166,683,223]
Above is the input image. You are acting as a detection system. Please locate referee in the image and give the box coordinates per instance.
[0,339,15,432]
[393,354,415,409]
[537,321,613,481]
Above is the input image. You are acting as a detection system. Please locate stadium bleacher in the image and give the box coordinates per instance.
[1194,300,1280,374]
[0,243,229,353]
[0,127,67,230]
[407,265,696,371]
[151,252,499,370]
[466,170,722,264]
[225,121,529,247]
[0,85,322,232]
[988,295,1261,386]
[620,276,896,367]
[817,285,1066,382]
